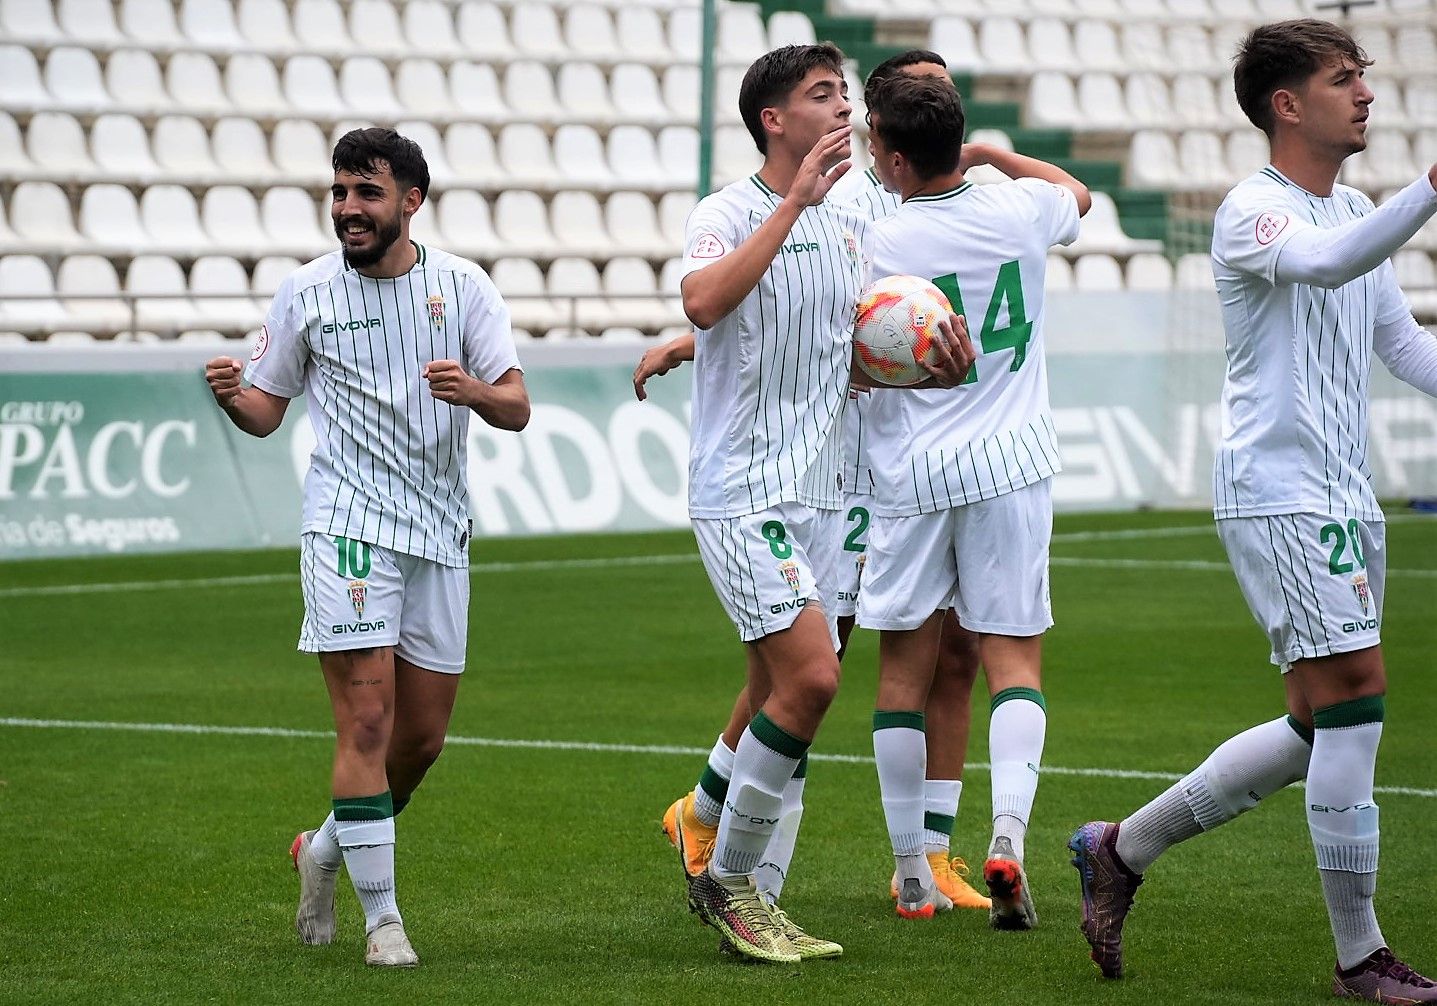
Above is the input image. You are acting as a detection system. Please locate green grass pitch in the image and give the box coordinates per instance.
[2,509,1434,1004]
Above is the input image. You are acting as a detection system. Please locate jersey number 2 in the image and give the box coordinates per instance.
[1319,520,1366,576]
[931,260,1033,385]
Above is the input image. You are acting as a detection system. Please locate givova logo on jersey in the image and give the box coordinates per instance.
[322,317,382,334]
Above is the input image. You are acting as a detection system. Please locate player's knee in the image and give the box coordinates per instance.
[396,730,446,770]
[340,705,391,757]
[788,656,841,711]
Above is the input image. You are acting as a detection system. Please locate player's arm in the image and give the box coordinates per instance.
[1272,174,1437,289]
[633,332,695,401]
[960,143,1092,216]
[425,362,530,431]
[1374,313,1437,397]
[682,126,853,329]
[205,356,290,437]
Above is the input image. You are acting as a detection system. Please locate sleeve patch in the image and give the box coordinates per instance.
[1255,211,1290,246]
[250,324,270,361]
[689,232,727,259]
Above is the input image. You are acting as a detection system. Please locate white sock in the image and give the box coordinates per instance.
[756,766,805,904]
[309,813,342,870]
[989,690,1046,863]
[873,711,928,888]
[714,714,806,879]
[924,779,962,853]
[1116,715,1312,874]
[336,816,400,934]
[1309,698,1385,970]
[694,734,734,827]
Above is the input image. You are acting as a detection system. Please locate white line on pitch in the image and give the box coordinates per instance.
[2,717,1433,799]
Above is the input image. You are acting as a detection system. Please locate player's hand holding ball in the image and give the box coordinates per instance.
[424,359,478,406]
[923,314,975,388]
[205,356,245,407]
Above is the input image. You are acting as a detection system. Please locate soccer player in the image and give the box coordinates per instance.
[647,50,992,917]
[1069,21,1437,1000]
[857,73,1090,925]
[670,43,970,964]
[204,127,529,967]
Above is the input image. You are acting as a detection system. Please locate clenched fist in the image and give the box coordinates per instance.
[423,359,477,406]
[205,356,244,407]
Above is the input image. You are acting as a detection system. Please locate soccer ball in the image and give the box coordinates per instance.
[852,275,953,387]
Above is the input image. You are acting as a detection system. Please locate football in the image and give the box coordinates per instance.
[852,275,954,387]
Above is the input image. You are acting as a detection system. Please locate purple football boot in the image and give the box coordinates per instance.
[1069,821,1143,979]
[1334,948,1437,1003]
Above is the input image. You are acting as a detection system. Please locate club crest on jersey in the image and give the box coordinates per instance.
[348,579,367,618]
[777,559,801,595]
[427,294,445,327]
[843,230,858,263]
[1351,571,1370,616]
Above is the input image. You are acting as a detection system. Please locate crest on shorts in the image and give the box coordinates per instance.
[427,294,445,327]
[777,559,801,595]
[1351,571,1370,616]
[855,552,867,577]
[348,579,367,618]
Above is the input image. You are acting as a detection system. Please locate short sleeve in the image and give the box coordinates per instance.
[460,271,522,384]
[1016,177,1080,248]
[680,196,740,280]
[244,281,307,398]
[1212,190,1312,285]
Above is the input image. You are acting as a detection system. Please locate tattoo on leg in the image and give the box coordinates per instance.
[350,678,382,686]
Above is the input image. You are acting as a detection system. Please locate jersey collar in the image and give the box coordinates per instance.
[907,181,973,203]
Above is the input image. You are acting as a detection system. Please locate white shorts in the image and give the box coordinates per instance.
[297,532,470,674]
[858,479,1053,635]
[1217,513,1384,669]
[832,493,873,618]
[693,502,844,649]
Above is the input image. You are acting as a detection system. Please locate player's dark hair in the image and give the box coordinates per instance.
[1233,19,1371,136]
[738,43,847,154]
[332,127,431,201]
[867,74,966,182]
[863,48,947,107]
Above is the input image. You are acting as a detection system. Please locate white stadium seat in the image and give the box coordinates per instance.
[434,190,502,258]
[1127,130,1181,189]
[396,59,456,121]
[1044,254,1074,292]
[557,62,617,126]
[1125,253,1174,291]
[450,61,512,125]
[0,113,38,181]
[1119,23,1169,73]
[611,64,669,127]
[284,55,348,120]
[603,256,672,328]
[1124,74,1174,130]
[658,191,695,248]
[212,118,281,185]
[1225,130,1270,179]
[662,65,699,126]
[202,187,270,256]
[767,11,815,47]
[394,120,455,187]
[1075,73,1129,131]
[106,50,172,117]
[91,114,160,183]
[190,255,260,328]
[180,0,246,51]
[511,4,567,61]
[349,0,406,59]
[498,123,563,191]
[490,257,565,331]
[550,190,612,259]
[1066,192,1163,256]
[455,1,516,63]
[152,115,221,182]
[402,0,460,60]
[443,123,503,188]
[1166,24,1217,74]
[616,8,671,66]
[2,0,62,45]
[261,187,329,257]
[493,190,557,259]
[44,47,112,116]
[165,53,231,118]
[340,57,405,121]
[0,256,69,332]
[1172,74,1226,129]
[978,18,1031,75]
[927,17,982,75]
[666,8,701,64]
[141,185,211,257]
[252,256,301,296]
[120,0,185,49]
[713,125,760,186]
[127,255,194,331]
[718,4,767,64]
[58,0,125,48]
[1175,130,1229,190]
[292,0,353,58]
[1027,19,1080,74]
[79,184,148,255]
[237,0,296,54]
[503,61,564,127]
[1175,253,1216,291]
[25,113,97,184]
[1072,20,1123,73]
[608,125,667,191]
[658,126,698,190]
[1073,254,1125,292]
[270,119,332,187]
[58,255,132,334]
[0,45,47,117]
[606,191,670,258]
[1025,73,1079,129]
[12,182,86,254]
[548,256,616,330]
[564,4,622,63]
[224,53,290,120]
[553,125,616,190]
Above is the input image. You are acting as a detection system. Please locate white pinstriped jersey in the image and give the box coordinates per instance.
[681,175,873,518]
[1211,167,1410,521]
[829,167,901,498]
[246,244,521,567]
[864,178,1080,516]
